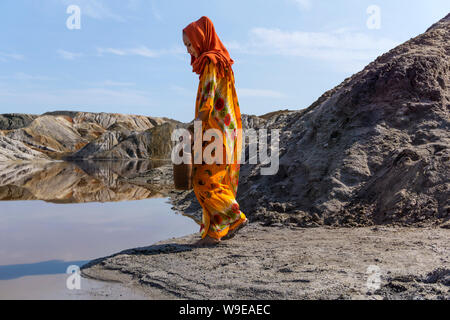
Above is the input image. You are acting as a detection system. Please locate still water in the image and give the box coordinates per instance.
[0,160,198,299]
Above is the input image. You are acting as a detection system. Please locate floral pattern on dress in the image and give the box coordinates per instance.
[193,60,245,239]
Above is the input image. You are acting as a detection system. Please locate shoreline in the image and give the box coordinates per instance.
[81,223,450,300]
[0,273,149,300]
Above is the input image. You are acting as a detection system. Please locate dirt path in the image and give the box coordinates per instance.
[81,223,449,300]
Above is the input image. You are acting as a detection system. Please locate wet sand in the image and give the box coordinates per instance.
[81,223,450,300]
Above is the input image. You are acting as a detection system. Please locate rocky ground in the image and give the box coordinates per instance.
[81,223,449,300]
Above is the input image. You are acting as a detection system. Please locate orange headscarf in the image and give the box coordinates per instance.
[183,16,234,79]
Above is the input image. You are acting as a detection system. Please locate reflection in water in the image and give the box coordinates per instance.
[0,198,198,267]
[0,160,173,203]
[0,160,199,299]
[0,260,90,280]
[0,198,199,299]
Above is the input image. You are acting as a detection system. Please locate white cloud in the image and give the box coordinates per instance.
[290,0,312,11]
[13,73,56,81]
[88,80,136,87]
[96,46,157,58]
[237,88,286,98]
[151,0,163,22]
[127,46,159,58]
[57,49,83,60]
[223,41,242,50]
[126,0,141,11]
[96,48,127,56]
[0,52,25,62]
[0,73,55,81]
[170,85,193,96]
[248,27,398,57]
[53,45,184,62]
[66,88,152,106]
[0,86,154,110]
[122,0,163,22]
[61,0,125,22]
[96,46,183,58]
[231,27,400,72]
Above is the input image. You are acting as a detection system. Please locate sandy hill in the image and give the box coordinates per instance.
[173,13,450,227]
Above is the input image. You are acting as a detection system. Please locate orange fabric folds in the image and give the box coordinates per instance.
[185,16,245,239]
[192,60,245,239]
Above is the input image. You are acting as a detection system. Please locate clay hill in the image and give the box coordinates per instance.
[172,13,450,227]
[0,111,184,161]
[1,14,449,227]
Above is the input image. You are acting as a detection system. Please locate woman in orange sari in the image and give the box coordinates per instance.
[183,16,248,246]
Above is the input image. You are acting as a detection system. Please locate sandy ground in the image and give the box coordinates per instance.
[81,223,449,300]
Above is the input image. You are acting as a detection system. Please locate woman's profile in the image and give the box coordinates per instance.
[182,16,248,246]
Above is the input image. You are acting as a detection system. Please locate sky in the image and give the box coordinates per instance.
[0,0,448,123]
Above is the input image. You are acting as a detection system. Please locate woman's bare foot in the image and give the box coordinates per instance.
[194,235,221,246]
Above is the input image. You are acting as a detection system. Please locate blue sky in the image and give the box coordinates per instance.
[0,0,448,122]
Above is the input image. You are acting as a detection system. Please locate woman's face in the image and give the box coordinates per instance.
[183,32,199,58]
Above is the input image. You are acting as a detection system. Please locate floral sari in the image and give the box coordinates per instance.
[193,60,246,239]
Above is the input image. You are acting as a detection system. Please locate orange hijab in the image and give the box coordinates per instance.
[183,16,234,79]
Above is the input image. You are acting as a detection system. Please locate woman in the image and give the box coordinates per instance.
[183,16,248,246]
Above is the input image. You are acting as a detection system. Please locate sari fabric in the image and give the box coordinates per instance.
[193,59,246,239]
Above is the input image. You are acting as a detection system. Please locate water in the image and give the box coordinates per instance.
[0,160,198,299]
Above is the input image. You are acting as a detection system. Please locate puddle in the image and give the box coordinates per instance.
[0,160,198,299]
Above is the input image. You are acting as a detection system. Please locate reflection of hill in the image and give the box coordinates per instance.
[0,160,173,203]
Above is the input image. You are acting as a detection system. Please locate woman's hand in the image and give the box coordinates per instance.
[197,110,209,123]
